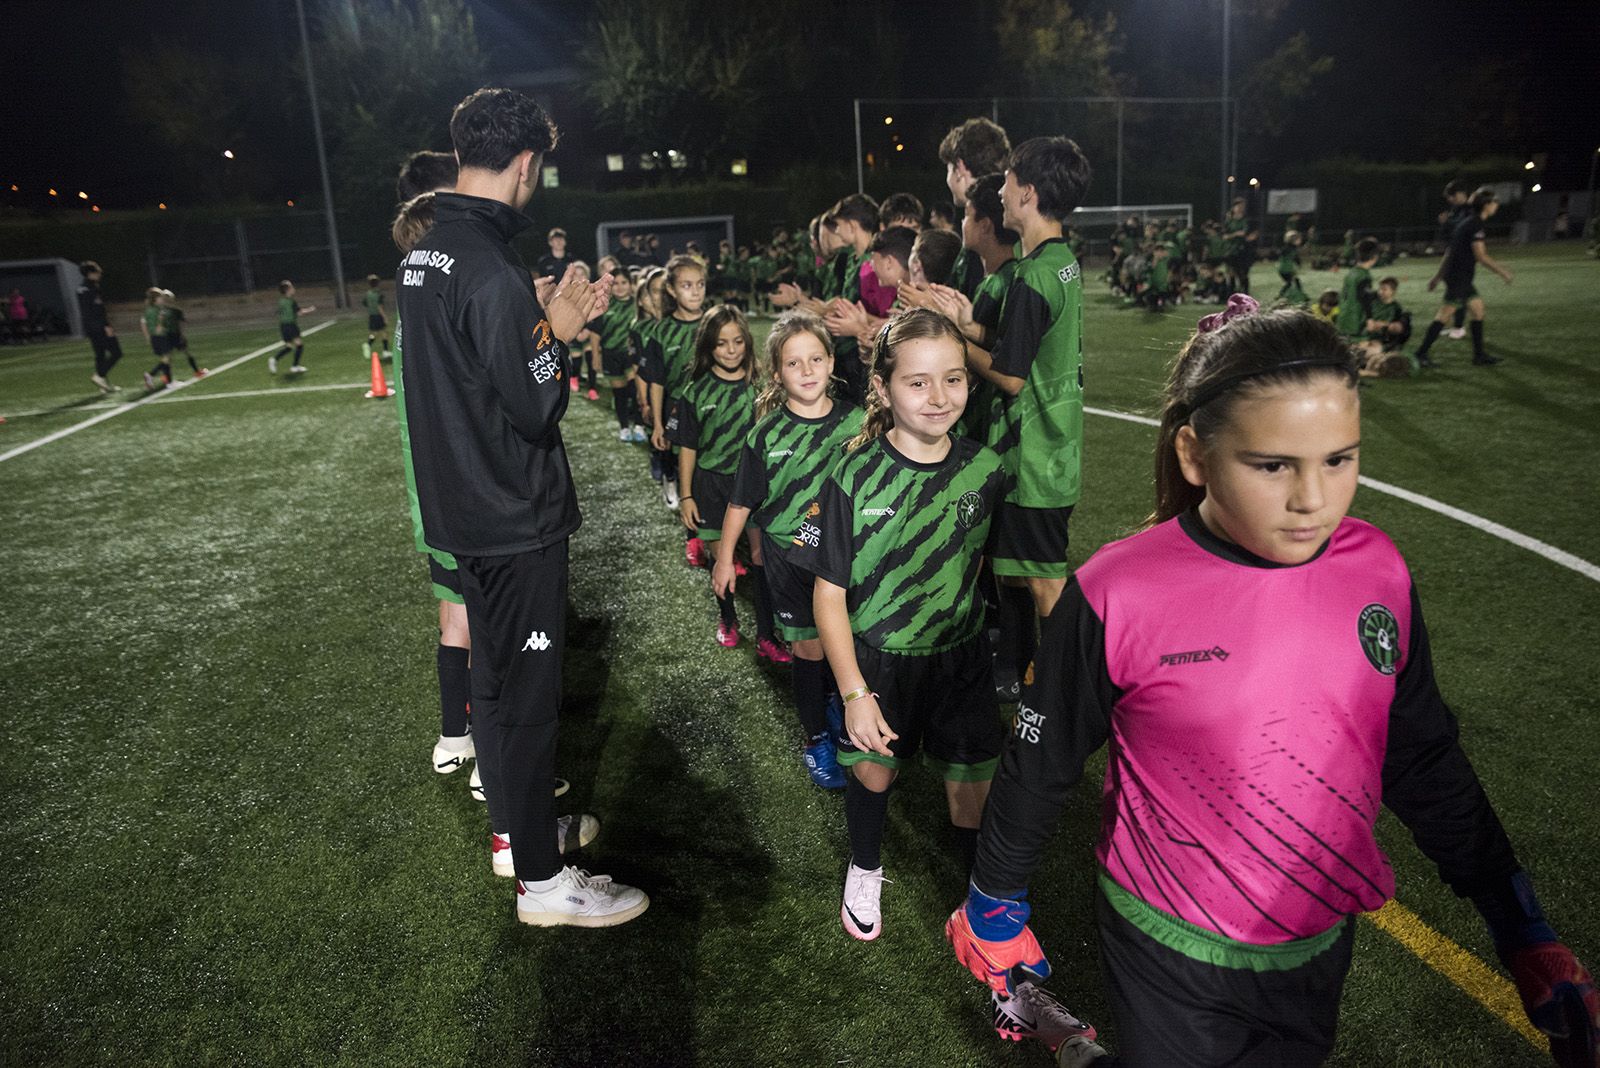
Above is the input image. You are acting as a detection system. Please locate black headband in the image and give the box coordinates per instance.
[1185,358,1355,415]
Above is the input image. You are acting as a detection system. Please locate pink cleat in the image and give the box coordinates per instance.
[716,621,739,648]
[756,636,793,664]
[585,387,599,401]
[685,536,709,568]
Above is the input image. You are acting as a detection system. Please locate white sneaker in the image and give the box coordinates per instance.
[841,863,888,941]
[91,374,111,392]
[490,815,600,877]
[268,355,278,374]
[662,478,680,510]
[289,365,307,375]
[1447,327,1467,340]
[516,866,650,927]
[618,426,632,442]
[629,425,648,443]
[469,762,485,802]
[432,735,474,774]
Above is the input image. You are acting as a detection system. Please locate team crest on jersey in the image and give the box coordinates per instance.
[806,501,821,518]
[954,490,984,531]
[1357,603,1399,675]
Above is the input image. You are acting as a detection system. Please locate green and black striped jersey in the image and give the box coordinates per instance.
[363,289,384,315]
[629,316,658,368]
[730,399,861,540]
[640,313,702,398]
[793,435,1007,654]
[158,305,184,335]
[666,373,755,474]
[990,237,1085,509]
[590,296,634,355]
[958,257,1018,445]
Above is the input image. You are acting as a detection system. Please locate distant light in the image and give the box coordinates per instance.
[1226,175,1235,184]
[883,116,893,126]
[48,188,57,197]
[286,199,295,207]
[158,202,168,210]
[78,191,89,199]
[895,143,904,153]
[730,158,748,176]
[8,184,16,192]
[91,205,100,213]
[1248,178,1259,187]
[667,149,678,158]
[605,154,624,172]
[541,165,559,189]
[223,149,235,159]
[1523,160,1535,170]
[1531,183,1542,192]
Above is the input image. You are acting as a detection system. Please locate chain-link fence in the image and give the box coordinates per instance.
[146,211,359,300]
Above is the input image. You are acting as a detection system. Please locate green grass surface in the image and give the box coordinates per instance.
[0,244,1595,1066]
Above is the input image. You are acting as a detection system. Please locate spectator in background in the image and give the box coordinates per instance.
[534,228,572,280]
[78,261,124,391]
[7,288,31,344]
[928,202,958,233]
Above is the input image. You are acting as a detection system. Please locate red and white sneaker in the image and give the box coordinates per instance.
[585,387,599,401]
[756,636,793,664]
[841,862,888,941]
[991,981,1098,1052]
[194,368,209,378]
[568,375,580,393]
[491,831,515,877]
[715,621,739,648]
[490,815,599,877]
[685,536,709,568]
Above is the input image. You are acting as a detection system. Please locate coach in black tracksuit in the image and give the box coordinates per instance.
[78,261,123,391]
[396,91,609,893]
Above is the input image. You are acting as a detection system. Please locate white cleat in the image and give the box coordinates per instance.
[432,735,475,774]
[841,863,888,941]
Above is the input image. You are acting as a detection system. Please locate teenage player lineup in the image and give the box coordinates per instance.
[354,87,1596,1067]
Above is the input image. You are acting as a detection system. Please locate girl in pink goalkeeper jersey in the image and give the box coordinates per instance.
[945,300,1598,1067]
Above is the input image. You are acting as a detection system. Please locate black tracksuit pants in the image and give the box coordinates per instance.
[457,540,568,883]
[90,332,124,377]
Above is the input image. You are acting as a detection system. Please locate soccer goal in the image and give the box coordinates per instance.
[595,216,735,264]
[0,258,84,339]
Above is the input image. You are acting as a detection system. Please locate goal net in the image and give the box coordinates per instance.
[594,215,735,265]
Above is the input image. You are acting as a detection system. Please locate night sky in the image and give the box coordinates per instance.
[4,0,1597,210]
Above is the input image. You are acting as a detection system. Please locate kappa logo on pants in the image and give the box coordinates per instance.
[521,631,552,652]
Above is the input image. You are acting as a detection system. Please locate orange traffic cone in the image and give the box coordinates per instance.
[364,348,393,398]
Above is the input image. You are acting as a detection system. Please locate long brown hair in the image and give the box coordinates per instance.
[690,304,755,382]
[661,254,705,316]
[1149,307,1359,527]
[848,307,969,451]
[757,311,834,418]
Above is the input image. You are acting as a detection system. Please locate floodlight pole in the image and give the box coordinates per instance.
[1116,100,1125,208]
[296,0,347,308]
[854,99,865,195]
[1219,0,1231,220]
[1588,147,1599,235]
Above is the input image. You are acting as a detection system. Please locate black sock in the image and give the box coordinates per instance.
[717,590,737,628]
[752,564,776,641]
[995,584,1036,680]
[293,346,304,366]
[1469,319,1486,359]
[951,825,979,873]
[793,656,829,741]
[585,362,597,390]
[149,360,165,376]
[187,354,200,373]
[105,337,123,373]
[382,336,390,350]
[1415,320,1445,358]
[1453,305,1467,328]
[437,644,470,737]
[275,345,291,360]
[846,776,892,870]
[613,389,631,429]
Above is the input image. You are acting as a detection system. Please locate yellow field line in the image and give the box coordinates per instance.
[1364,899,1547,1051]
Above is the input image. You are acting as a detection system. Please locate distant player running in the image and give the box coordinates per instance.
[1413,186,1512,368]
[363,275,390,357]
[271,280,315,375]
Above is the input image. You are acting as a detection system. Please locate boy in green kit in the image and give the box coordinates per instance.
[1335,237,1379,341]
[271,280,315,375]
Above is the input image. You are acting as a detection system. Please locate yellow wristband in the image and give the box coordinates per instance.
[841,686,871,704]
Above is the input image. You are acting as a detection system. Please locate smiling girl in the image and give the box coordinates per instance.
[794,307,1010,943]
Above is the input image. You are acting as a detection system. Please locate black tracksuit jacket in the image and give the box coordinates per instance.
[395,193,581,557]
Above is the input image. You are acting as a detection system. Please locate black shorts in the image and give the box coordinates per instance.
[279,323,302,343]
[151,336,173,356]
[761,532,816,641]
[368,314,386,332]
[428,554,464,605]
[600,347,634,380]
[1442,278,1478,305]
[837,633,1004,780]
[691,467,735,541]
[1096,888,1354,1067]
[170,333,188,351]
[991,502,1074,579]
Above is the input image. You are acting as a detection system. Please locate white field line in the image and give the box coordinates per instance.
[0,320,335,464]
[153,381,374,404]
[1082,405,1600,584]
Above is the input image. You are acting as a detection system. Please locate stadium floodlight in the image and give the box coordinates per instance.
[158,202,167,210]
[884,116,893,125]
[1523,160,1535,170]
[48,188,57,197]
[8,184,16,192]
[286,199,296,207]
[1531,183,1542,193]
[77,191,88,199]
[1248,178,1259,187]
[223,149,235,159]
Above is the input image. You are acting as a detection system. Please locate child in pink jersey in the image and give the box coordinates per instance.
[945,298,1598,1065]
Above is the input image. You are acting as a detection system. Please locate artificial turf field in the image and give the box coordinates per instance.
[0,243,1595,1066]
